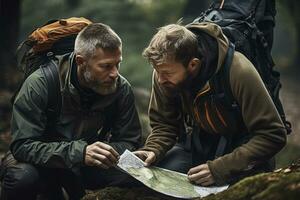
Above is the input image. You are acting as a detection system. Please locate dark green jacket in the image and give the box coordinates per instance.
[10,53,142,170]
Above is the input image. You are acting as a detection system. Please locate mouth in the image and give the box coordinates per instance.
[102,81,115,86]
[162,83,175,88]
[103,77,118,85]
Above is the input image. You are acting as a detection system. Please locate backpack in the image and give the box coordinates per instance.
[13,17,92,124]
[191,0,291,158]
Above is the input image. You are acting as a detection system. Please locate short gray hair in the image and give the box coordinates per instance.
[74,23,122,58]
[143,24,198,67]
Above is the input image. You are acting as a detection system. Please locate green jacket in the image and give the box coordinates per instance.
[142,22,286,184]
[10,53,142,170]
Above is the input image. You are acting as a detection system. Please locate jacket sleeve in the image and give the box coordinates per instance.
[108,79,142,154]
[10,69,87,169]
[207,52,287,185]
[140,72,182,161]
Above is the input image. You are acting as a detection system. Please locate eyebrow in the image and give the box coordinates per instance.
[99,58,122,65]
[154,64,172,71]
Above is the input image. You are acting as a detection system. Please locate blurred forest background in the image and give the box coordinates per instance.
[0,0,299,168]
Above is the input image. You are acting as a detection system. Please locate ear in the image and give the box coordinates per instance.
[75,54,86,68]
[187,58,201,73]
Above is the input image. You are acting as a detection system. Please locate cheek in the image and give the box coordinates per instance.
[172,71,187,84]
[91,68,108,81]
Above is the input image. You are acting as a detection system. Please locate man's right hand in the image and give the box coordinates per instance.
[134,150,156,167]
[85,142,119,169]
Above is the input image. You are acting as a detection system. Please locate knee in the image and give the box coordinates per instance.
[2,163,39,192]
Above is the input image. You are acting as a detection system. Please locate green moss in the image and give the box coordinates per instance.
[82,187,179,200]
[202,171,300,200]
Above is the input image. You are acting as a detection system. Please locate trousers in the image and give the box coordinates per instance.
[0,152,138,200]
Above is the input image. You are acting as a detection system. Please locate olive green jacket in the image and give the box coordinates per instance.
[10,53,142,170]
[142,22,286,184]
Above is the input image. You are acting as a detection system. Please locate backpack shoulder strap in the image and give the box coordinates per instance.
[40,57,62,124]
[210,42,236,110]
[212,42,237,158]
[222,42,236,107]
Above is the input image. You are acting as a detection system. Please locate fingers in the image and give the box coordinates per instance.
[188,170,209,182]
[133,151,147,161]
[93,159,109,169]
[92,152,115,167]
[133,150,156,166]
[195,175,215,186]
[93,147,118,164]
[188,172,214,186]
[187,164,215,186]
[199,178,215,186]
[95,142,119,159]
[85,142,120,169]
[187,164,206,175]
[193,174,213,185]
[144,152,156,166]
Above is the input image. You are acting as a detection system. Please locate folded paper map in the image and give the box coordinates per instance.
[117,150,228,199]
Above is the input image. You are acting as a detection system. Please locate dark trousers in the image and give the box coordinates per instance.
[157,143,193,174]
[0,152,137,200]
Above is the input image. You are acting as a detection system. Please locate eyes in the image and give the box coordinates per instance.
[155,69,174,78]
[99,62,121,70]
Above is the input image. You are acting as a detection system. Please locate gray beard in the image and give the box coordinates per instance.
[83,70,117,95]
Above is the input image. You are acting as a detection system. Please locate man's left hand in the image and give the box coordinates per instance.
[187,164,215,186]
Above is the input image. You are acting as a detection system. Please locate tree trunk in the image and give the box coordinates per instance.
[0,0,21,90]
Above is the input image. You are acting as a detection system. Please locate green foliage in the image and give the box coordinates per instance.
[130,0,187,27]
[272,2,297,67]
[20,0,186,89]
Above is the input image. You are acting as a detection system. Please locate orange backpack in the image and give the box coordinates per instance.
[17,17,92,74]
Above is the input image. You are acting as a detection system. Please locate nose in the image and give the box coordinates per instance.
[157,74,167,85]
[109,66,119,79]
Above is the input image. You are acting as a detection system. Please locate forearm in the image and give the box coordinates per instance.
[208,126,286,185]
[141,118,179,162]
[10,139,88,169]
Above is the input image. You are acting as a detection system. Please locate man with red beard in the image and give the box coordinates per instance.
[135,23,286,186]
[0,23,141,200]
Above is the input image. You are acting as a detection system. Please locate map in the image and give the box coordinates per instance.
[117,150,228,199]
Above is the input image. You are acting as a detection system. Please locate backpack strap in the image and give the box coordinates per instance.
[222,42,236,108]
[211,42,237,113]
[40,55,62,125]
[212,42,236,158]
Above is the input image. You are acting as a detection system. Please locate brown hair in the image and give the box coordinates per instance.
[143,24,198,67]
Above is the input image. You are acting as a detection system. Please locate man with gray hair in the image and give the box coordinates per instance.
[135,22,286,186]
[0,23,142,199]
